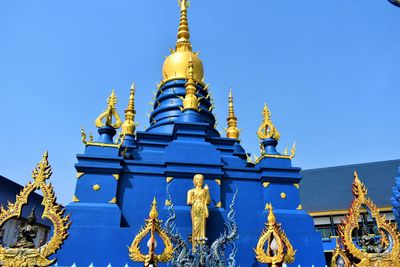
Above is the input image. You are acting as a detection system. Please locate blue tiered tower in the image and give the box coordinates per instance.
[56,2,325,266]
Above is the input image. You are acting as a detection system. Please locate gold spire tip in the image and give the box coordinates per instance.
[149,197,158,219]
[226,88,240,139]
[121,82,137,135]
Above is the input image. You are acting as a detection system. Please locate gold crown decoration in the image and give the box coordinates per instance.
[225,88,240,139]
[128,198,173,266]
[121,82,137,135]
[337,171,400,267]
[0,151,71,267]
[162,0,204,83]
[254,203,295,266]
[257,103,280,141]
[95,89,122,129]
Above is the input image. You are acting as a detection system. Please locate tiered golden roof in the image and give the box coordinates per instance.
[162,0,204,83]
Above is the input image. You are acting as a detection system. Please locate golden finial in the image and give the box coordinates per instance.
[149,197,158,220]
[32,151,52,183]
[121,82,137,135]
[255,203,295,265]
[180,56,200,111]
[257,103,280,141]
[95,89,122,129]
[162,0,204,82]
[225,88,240,139]
[176,0,192,51]
[352,170,367,199]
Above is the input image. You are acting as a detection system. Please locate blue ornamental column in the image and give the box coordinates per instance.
[391,167,400,228]
[68,90,124,227]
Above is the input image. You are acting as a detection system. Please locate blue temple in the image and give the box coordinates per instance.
[55,2,326,266]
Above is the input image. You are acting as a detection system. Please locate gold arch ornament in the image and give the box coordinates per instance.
[128,198,173,266]
[254,203,295,266]
[337,171,400,267]
[0,151,71,267]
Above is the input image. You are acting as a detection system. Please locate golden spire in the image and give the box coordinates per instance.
[149,197,158,220]
[256,103,280,141]
[225,88,240,139]
[176,0,192,51]
[121,82,137,135]
[95,89,122,129]
[162,0,204,82]
[181,56,200,111]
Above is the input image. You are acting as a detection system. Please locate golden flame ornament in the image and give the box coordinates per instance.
[337,171,400,267]
[129,198,173,266]
[257,103,280,141]
[254,203,295,267]
[95,89,122,129]
[0,151,71,267]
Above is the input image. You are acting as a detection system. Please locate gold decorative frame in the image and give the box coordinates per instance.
[255,203,295,266]
[0,151,71,267]
[129,198,173,266]
[337,171,400,267]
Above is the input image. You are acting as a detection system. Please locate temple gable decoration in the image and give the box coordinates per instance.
[334,171,400,267]
[0,151,71,267]
[254,203,296,266]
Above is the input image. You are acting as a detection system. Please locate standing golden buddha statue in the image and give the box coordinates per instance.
[187,174,210,248]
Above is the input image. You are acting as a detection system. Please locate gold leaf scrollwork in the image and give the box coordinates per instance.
[0,151,71,267]
[254,203,295,266]
[129,198,173,266]
[337,171,400,267]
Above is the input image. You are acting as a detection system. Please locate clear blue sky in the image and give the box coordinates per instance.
[1,0,399,204]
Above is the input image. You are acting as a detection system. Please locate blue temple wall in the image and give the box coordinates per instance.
[55,115,326,266]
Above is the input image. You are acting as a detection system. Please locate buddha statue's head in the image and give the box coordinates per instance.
[193,174,204,188]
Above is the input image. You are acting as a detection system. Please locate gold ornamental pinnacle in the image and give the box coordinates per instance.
[225,88,240,139]
[162,0,204,83]
[95,89,122,129]
[121,82,137,135]
[257,103,280,141]
[181,56,201,111]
